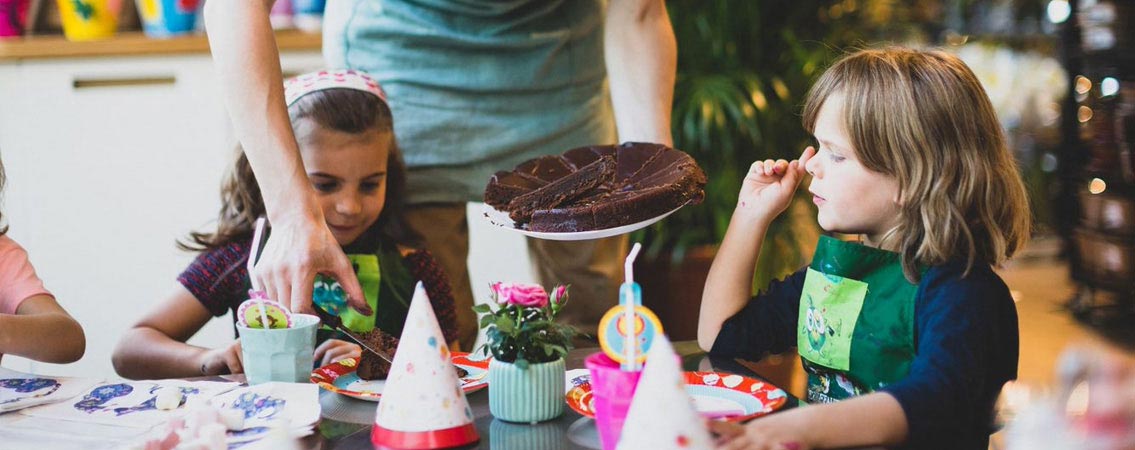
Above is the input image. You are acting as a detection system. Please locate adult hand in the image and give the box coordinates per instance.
[709,417,812,450]
[735,146,816,223]
[314,339,362,366]
[252,218,370,316]
[200,340,244,376]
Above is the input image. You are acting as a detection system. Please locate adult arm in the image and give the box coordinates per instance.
[202,0,367,314]
[605,0,677,145]
[0,295,85,363]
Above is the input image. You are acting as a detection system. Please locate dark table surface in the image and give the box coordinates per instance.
[308,341,799,449]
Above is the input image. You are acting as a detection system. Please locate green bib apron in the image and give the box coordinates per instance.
[312,248,417,338]
[798,236,921,403]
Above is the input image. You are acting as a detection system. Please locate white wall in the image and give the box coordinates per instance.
[466,203,537,352]
[0,53,533,378]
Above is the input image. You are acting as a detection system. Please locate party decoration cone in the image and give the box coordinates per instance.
[617,334,713,450]
[371,282,479,449]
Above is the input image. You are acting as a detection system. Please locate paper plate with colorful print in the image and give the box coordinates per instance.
[311,352,490,402]
[563,370,788,422]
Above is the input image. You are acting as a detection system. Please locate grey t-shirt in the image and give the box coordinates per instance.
[324,0,616,204]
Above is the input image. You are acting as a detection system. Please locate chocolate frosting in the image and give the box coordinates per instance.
[484,142,706,232]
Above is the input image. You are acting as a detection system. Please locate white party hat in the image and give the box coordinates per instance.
[616,334,714,450]
[371,282,479,449]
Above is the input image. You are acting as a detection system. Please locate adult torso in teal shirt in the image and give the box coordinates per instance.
[324,0,617,204]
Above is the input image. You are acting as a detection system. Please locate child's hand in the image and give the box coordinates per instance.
[735,147,816,223]
[709,416,813,450]
[200,340,244,376]
[314,339,362,366]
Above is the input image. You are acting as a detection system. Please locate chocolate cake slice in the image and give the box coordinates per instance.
[353,328,469,380]
[505,155,616,223]
[483,171,547,209]
[484,142,706,233]
[355,328,399,381]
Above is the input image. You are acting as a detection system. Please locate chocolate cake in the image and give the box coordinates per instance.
[353,328,469,380]
[484,142,706,232]
[355,328,399,381]
[506,155,616,223]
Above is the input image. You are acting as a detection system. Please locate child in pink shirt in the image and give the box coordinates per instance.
[0,160,85,364]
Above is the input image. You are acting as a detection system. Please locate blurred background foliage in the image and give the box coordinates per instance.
[637,0,1063,289]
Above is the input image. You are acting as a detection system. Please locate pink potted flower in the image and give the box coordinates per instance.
[474,282,575,423]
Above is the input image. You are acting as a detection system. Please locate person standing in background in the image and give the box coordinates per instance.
[204,0,676,349]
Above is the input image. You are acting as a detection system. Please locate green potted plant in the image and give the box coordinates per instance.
[474,282,575,423]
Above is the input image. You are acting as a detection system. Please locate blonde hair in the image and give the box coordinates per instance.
[802,47,1031,281]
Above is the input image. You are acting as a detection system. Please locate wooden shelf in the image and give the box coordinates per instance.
[0,29,320,61]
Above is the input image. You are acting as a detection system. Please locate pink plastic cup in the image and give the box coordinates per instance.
[585,352,642,450]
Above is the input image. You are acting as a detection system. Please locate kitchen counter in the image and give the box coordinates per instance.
[0,29,320,61]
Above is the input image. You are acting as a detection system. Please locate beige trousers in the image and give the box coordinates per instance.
[404,203,627,350]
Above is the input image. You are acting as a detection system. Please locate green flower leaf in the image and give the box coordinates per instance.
[471,303,492,314]
[495,315,515,334]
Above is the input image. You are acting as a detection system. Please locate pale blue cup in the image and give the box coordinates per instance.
[237,313,318,385]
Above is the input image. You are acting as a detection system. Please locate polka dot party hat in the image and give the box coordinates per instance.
[371,282,479,449]
[616,333,713,450]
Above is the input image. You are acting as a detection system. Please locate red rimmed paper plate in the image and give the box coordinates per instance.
[311,352,490,401]
[564,369,788,422]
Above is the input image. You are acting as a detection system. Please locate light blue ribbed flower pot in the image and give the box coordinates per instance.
[488,358,565,423]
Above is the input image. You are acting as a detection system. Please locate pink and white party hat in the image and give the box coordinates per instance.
[371,282,479,449]
[617,334,714,450]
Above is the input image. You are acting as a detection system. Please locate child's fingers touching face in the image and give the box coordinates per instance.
[798,146,816,176]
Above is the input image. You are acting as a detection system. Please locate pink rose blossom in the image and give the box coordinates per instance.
[494,283,549,308]
[550,285,569,310]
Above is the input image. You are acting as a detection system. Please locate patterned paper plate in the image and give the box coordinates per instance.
[564,370,788,422]
[311,352,490,402]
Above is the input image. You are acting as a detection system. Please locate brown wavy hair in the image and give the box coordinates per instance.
[802,47,1031,281]
[181,88,416,251]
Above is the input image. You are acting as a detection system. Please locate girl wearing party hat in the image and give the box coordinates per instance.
[112,70,458,379]
[699,48,1027,449]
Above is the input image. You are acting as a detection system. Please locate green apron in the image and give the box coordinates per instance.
[312,247,417,338]
[798,235,922,404]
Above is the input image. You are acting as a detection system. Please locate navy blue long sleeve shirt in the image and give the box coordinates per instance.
[710,261,1019,450]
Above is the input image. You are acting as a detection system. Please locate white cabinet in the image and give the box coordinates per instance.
[0,51,324,377]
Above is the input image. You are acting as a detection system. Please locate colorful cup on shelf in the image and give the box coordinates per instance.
[291,0,323,32]
[236,313,318,385]
[135,0,199,37]
[56,0,117,41]
[0,0,28,38]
